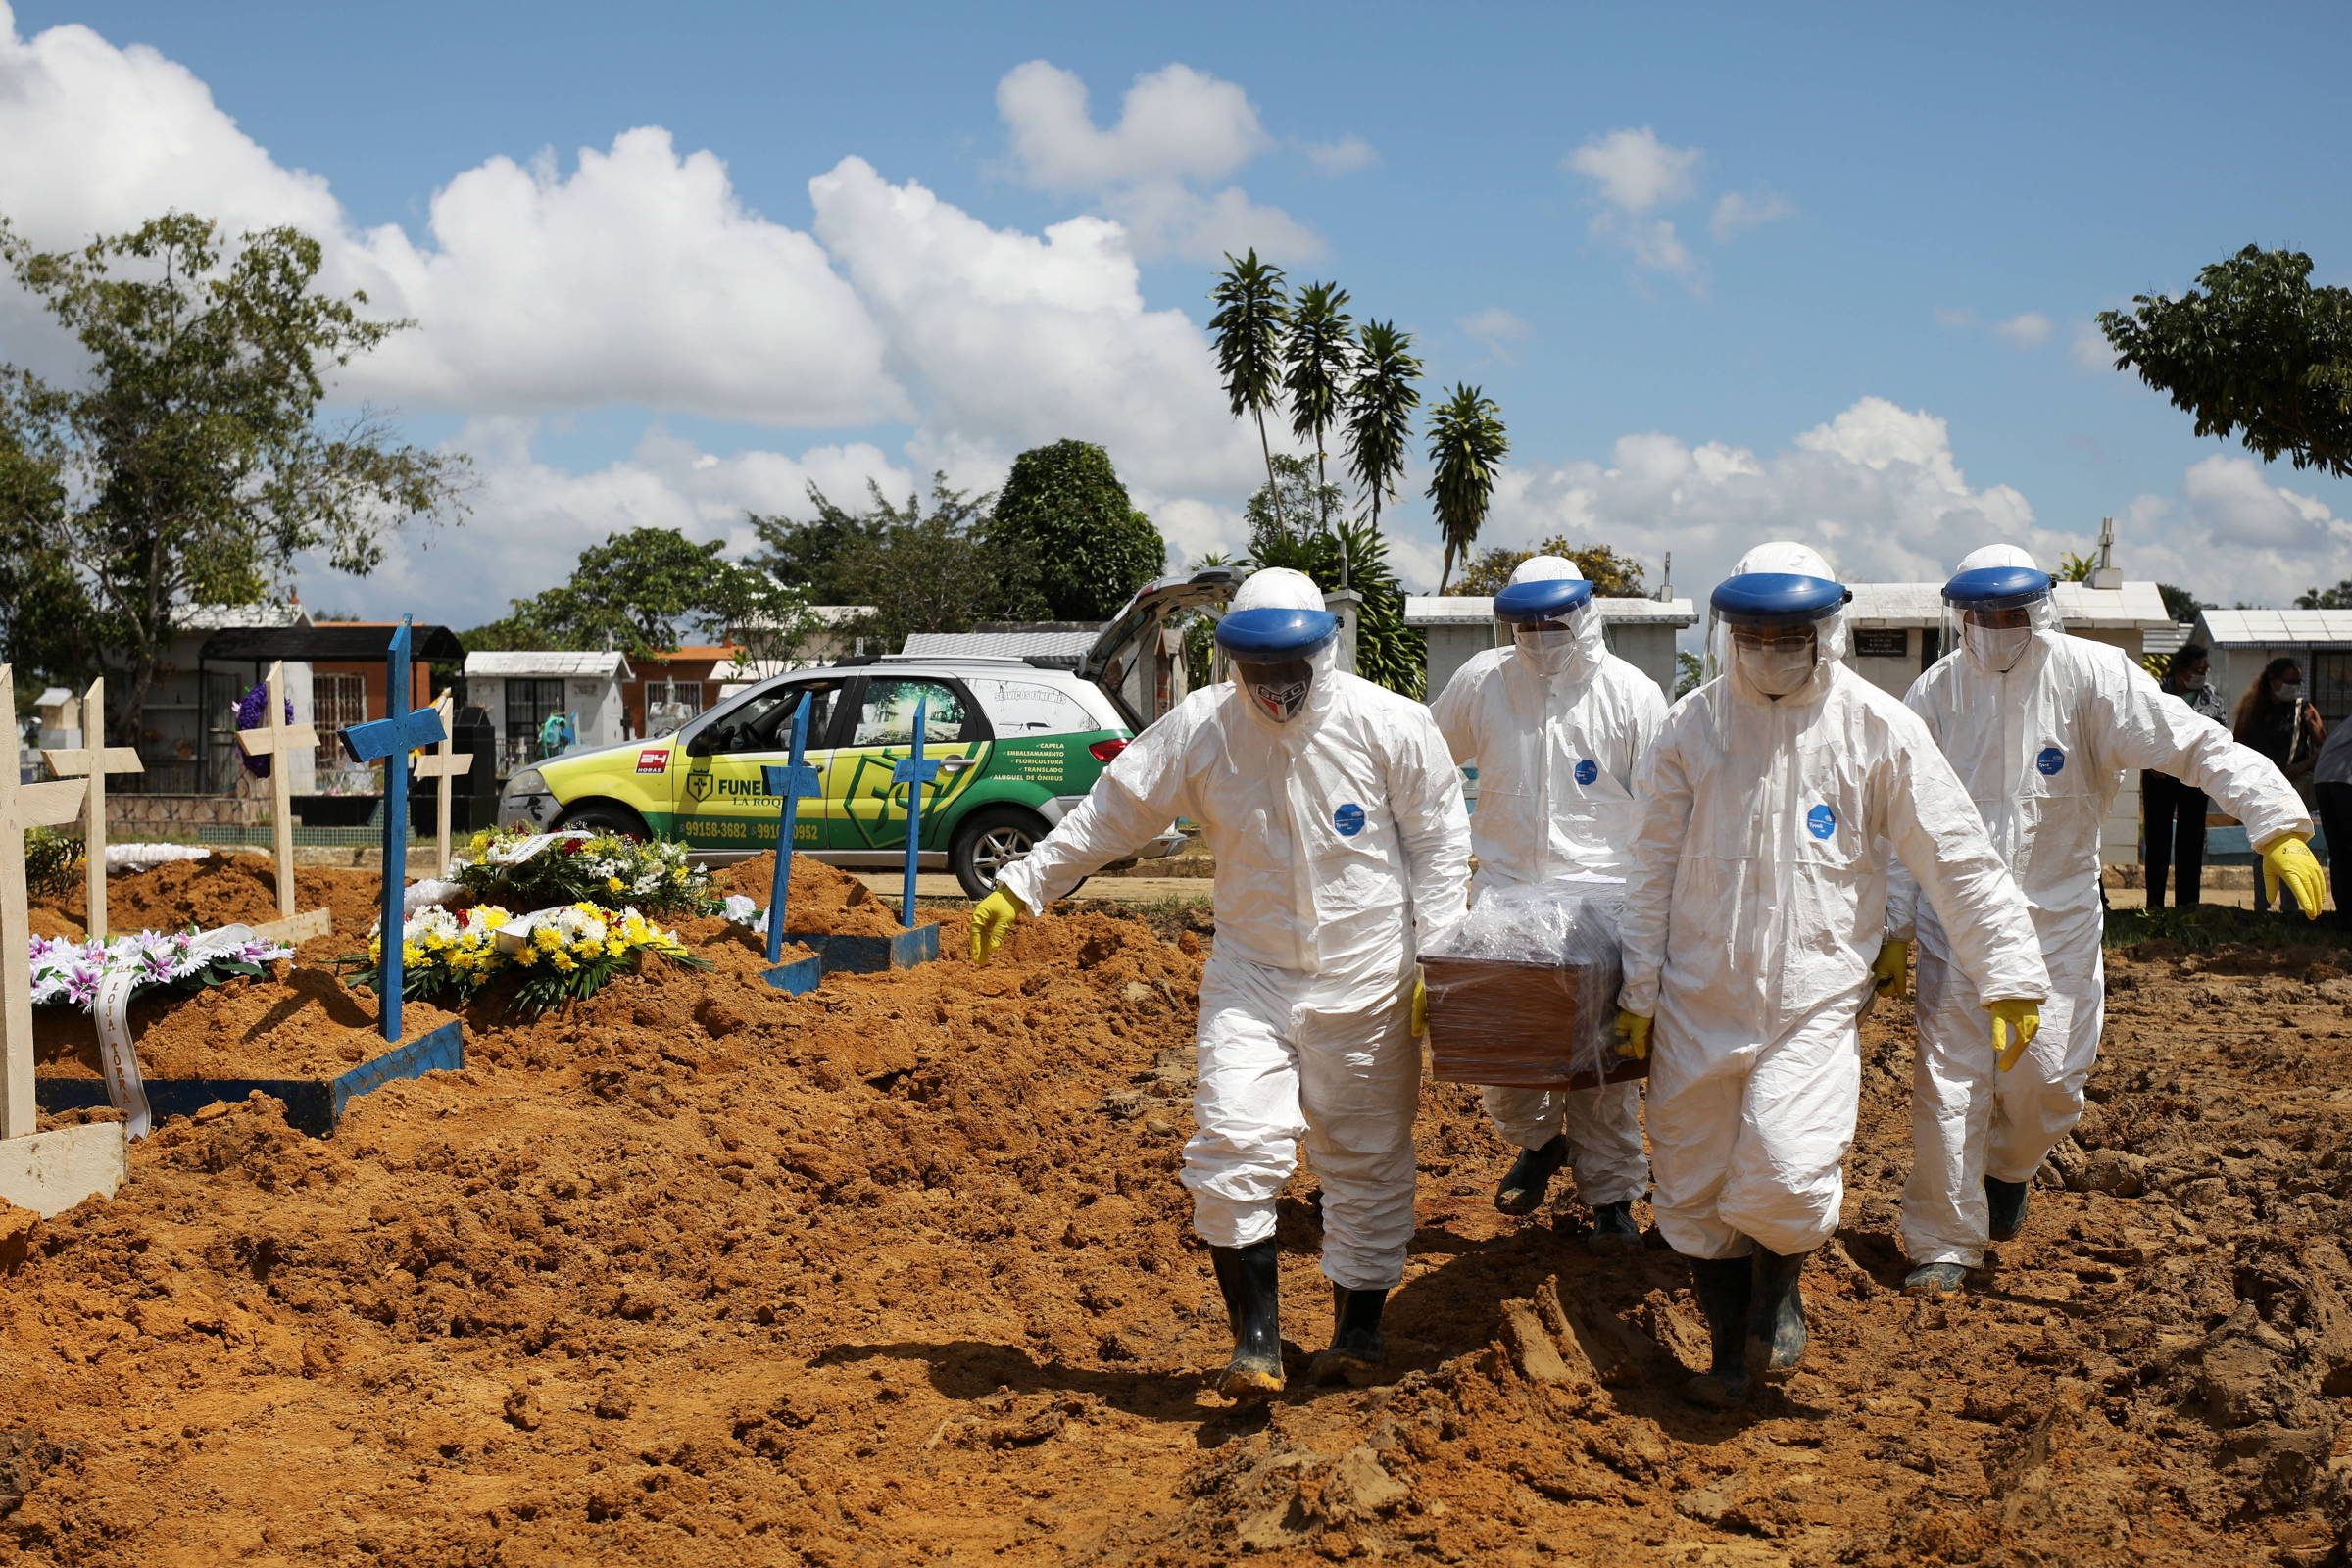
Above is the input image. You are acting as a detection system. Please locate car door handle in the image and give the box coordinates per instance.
[940,757,976,773]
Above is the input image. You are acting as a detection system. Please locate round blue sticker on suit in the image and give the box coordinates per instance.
[1574,759,1599,786]
[1334,803,1366,837]
[2036,746,2066,775]
[1806,804,1838,840]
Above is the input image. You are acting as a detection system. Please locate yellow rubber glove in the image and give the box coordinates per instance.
[1410,973,1429,1037]
[1987,998,2041,1073]
[1870,939,1911,1000]
[970,886,1026,965]
[1614,1008,1652,1061]
[2261,834,2326,920]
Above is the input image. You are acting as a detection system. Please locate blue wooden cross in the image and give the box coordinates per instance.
[891,697,942,928]
[339,617,447,1043]
[758,699,822,964]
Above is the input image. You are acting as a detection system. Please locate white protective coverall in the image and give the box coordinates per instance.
[1892,544,2313,1267]
[995,569,1472,1291]
[1619,543,2049,1260]
[1430,556,1662,1203]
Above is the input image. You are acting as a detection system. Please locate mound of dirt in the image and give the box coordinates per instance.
[31,854,384,950]
[715,851,909,936]
[4,911,2351,1565]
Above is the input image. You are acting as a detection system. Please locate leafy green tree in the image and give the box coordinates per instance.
[2057,551,2096,583]
[1209,250,1292,529]
[986,439,1164,621]
[1451,537,1648,598]
[466,526,810,662]
[1345,320,1422,533]
[2159,582,2207,621]
[1674,650,1704,698]
[2295,579,2352,610]
[1281,280,1355,540]
[1426,383,1509,592]
[751,474,1010,652]
[2097,245,2352,479]
[1236,455,1425,697]
[0,213,469,737]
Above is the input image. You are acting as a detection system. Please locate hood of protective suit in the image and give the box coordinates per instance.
[1228,567,1342,735]
[1714,540,1849,705]
[1501,555,1606,683]
[1947,543,2060,675]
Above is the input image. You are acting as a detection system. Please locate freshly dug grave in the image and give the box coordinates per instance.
[29,854,384,955]
[1,910,2349,1565]
[715,851,908,937]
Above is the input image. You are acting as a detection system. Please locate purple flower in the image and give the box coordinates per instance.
[64,964,100,1007]
[235,685,297,780]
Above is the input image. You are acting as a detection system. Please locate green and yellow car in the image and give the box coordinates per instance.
[496,656,1182,897]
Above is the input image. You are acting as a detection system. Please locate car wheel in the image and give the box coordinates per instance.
[553,802,650,840]
[950,807,1075,900]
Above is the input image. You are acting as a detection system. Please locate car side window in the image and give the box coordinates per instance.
[705,684,838,755]
[853,679,974,746]
[980,680,1096,734]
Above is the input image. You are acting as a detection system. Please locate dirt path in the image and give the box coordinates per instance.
[2,869,2348,1564]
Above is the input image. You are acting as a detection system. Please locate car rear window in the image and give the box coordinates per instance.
[976,680,1100,736]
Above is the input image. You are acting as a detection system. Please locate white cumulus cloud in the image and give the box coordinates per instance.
[1564,126,1707,289]
[993,60,1323,262]
[1708,189,1794,241]
[1993,312,2054,349]
[1460,307,1532,360]
[1302,135,1379,177]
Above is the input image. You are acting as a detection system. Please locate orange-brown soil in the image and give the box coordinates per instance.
[0,911,2347,1565]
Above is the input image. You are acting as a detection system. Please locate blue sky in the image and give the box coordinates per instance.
[4,0,2350,625]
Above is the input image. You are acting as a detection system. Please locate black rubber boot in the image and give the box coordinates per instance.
[1307,1285,1388,1385]
[1745,1246,1811,1383]
[1207,1240,1283,1399]
[1585,1199,1643,1255]
[1985,1176,2032,1242]
[1902,1261,1969,1296]
[1682,1255,1753,1408]
[1494,1133,1570,1215]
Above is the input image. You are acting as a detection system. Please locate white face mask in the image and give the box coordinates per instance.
[1737,640,1817,698]
[1513,623,1576,676]
[2276,681,2304,703]
[1965,621,2034,673]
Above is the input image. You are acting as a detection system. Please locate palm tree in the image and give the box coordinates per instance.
[1208,249,1292,530]
[1344,319,1422,537]
[1281,283,1356,527]
[1426,383,1509,593]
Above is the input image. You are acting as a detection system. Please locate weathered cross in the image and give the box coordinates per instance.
[758,698,822,964]
[339,619,446,1043]
[409,691,474,877]
[892,697,942,929]
[40,675,141,940]
[2,663,99,1139]
[232,661,323,935]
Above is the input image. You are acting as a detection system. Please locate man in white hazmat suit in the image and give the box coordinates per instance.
[1889,545,2324,1295]
[1430,556,1662,1250]
[1615,541,2049,1408]
[969,568,1472,1398]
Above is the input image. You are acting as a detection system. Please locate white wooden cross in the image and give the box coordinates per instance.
[410,691,474,876]
[2,663,98,1140]
[40,676,141,941]
[232,662,331,943]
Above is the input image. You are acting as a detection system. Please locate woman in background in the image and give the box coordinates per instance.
[2236,658,2326,911]
[2141,644,2226,907]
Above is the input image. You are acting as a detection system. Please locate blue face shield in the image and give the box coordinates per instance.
[1216,608,1341,725]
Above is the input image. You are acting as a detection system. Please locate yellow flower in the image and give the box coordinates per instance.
[533,926,561,952]
[401,941,425,967]
[670,867,688,883]
[606,937,628,957]
[608,876,625,893]
[551,951,576,973]
[479,907,510,930]
[514,945,538,967]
